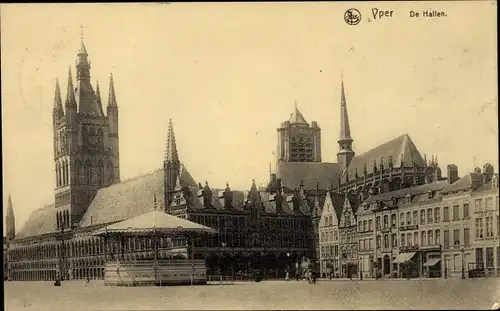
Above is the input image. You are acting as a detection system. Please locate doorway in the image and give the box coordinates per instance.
[383,255,390,275]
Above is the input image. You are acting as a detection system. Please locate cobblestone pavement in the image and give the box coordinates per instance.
[4,278,500,310]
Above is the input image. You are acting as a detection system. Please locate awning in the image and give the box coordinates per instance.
[393,252,417,264]
[423,257,441,267]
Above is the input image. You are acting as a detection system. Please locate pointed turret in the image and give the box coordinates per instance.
[337,76,355,169]
[339,78,352,142]
[53,78,64,116]
[5,194,16,241]
[164,119,180,165]
[65,67,76,105]
[108,74,118,107]
[78,40,88,56]
[108,73,118,108]
[106,73,120,182]
[164,119,181,208]
[289,101,308,125]
[95,81,104,115]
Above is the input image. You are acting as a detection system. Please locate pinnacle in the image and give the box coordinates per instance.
[108,73,117,107]
[164,119,179,164]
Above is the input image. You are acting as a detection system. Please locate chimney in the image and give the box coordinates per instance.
[470,173,483,190]
[482,163,494,184]
[447,164,459,184]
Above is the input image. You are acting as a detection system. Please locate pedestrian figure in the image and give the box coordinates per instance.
[54,274,61,287]
[311,271,317,284]
[285,270,290,281]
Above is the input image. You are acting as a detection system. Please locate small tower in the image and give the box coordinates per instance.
[5,194,16,241]
[164,119,181,208]
[276,101,322,163]
[337,76,355,169]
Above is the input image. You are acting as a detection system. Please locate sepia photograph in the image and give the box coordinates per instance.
[1,2,498,310]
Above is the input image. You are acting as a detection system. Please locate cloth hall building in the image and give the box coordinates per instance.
[5,40,317,281]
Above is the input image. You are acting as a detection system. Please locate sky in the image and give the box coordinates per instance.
[1,2,498,233]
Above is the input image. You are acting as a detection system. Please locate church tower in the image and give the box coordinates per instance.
[277,102,322,163]
[5,194,16,241]
[164,119,180,208]
[52,37,120,229]
[337,77,355,170]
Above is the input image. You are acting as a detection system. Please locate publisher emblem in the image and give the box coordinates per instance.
[344,9,361,25]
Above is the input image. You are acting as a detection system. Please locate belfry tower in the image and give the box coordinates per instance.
[52,36,120,229]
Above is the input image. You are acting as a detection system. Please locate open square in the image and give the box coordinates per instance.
[4,278,499,310]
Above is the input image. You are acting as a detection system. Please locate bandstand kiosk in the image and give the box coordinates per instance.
[92,209,217,286]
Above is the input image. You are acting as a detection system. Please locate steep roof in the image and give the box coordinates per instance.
[442,172,493,195]
[15,204,56,240]
[184,186,246,212]
[319,192,340,227]
[344,134,426,181]
[475,174,499,193]
[363,180,449,205]
[277,162,341,190]
[93,210,217,236]
[79,169,165,227]
[289,105,308,125]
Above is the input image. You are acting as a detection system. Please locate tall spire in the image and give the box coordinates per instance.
[53,78,63,113]
[108,73,117,107]
[6,193,16,241]
[95,80,103,114]
[66,67,76,104]
[339,76,352,142]
[337,75,355,169]
[164,119,179,164]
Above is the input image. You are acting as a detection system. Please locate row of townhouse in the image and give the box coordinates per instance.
[319,164,499,279]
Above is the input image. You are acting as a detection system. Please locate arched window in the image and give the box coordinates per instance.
[62,159,67,185]
[85,160,92,184]
[98,160,104,185]
[65,159,70,185]
[56,162,61,187]
[434,229,440,245]
[427,230,433,246]
[107,161,114,184]
[406,233,412,246]
[65,210,70,227]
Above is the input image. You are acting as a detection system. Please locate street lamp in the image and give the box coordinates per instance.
[461,247,466,279]
[359,257,363,280]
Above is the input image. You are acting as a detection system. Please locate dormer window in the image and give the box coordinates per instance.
[406,194,411,204]
[427,190,433,199]
[493,175,499,188]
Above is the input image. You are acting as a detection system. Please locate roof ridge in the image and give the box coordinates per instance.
[119,168,163,184]
[354,134,407,158]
